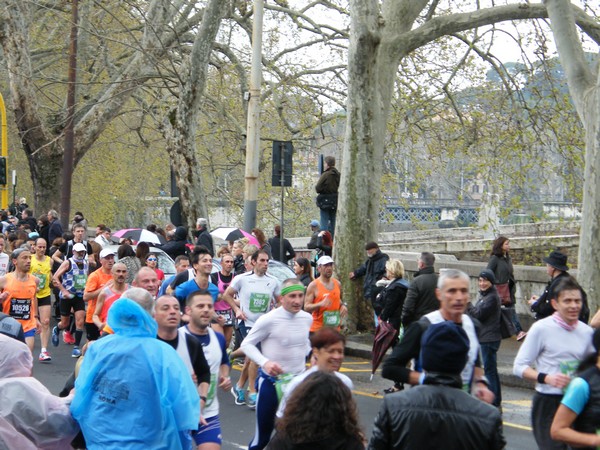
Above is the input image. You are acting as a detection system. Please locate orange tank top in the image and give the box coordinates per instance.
[2,273,38,332]
[310,277,342,332]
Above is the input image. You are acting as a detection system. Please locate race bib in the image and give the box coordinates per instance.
[323,310,340,327]
[34,272,48,290]
[10,298,31,320]
[73,274,87,290]
[560,360,580,378]
[275,373,295,402]
[249,293,270,313]
[216,309,233,326]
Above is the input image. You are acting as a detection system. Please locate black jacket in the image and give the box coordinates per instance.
[531,271,590,322]
[487,254,515,304]
[195,228,214,256]
[401,266,438,328]
[268,236,295,263]
[369,373,505,450]
[353,250,389,300]
[157,226,188,259]
[466,286,501,343]
[377,278,409,331]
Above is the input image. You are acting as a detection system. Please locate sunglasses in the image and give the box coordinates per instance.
[147,257,157,262]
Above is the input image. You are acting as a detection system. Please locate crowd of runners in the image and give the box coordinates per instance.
[1,207,600,449]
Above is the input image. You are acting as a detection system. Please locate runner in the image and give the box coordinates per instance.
[183,290,233,450]
[175,247,219,310]
[240,278,312,450]
[0,234,9,276]
[210,253,235,348]
[30,238,53,362]
[223,250,281,409]
[155,294,211,438]
[158,255,190,297]
[51,222,96,270]
[51,243,89,357]
[82,248,115,342]
[0,248,39,352]
[92,262,129,333]
[304,255,347,333]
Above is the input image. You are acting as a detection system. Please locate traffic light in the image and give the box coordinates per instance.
[0,157,6,185]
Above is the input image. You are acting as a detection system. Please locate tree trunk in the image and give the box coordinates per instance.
[544,0,600,311]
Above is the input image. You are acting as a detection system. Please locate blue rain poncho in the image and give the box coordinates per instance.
[71,298,200,450]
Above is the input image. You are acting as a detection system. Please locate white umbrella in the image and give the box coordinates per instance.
[210,227,238,241]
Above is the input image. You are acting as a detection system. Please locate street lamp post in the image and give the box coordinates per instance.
[0,93,9,209]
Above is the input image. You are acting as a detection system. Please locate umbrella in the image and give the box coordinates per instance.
[210,227,238,241]
[224,228,259,246]
[112,228,166,245]
[370,320,399,381]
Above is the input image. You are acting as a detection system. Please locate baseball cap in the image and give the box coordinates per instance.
[73,243,87,253]
[317,255,334,266]
[100,248,116,259]
[310,220,319,227]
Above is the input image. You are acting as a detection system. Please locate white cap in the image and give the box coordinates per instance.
[72,243,87,253]
[317,255,334,266]
[100,248,116,259]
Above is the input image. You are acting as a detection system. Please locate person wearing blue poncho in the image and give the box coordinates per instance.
[71,297,200,449]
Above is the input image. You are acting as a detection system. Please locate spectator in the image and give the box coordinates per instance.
[349,241,389,305]
[401,252,438,328]
[315,156,340,237]
[487,236,525,340]
[370,322,505,450]
[306,220,319,249]
[293,257,313,287]
[251,228,272,259]
[467,269,502,407]
[195,218,214,257]
[268,371,364,450]
[268,225,295,263]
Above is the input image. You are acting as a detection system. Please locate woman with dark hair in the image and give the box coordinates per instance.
[135,242,150,266]
[267,371,364,450]
[316,231,332,257]
[551,328,600,450]
[487,236,525,341]
[118,244,141,284]
[251,228,272,259]
[293,257,313,287]
[144,253,164,281]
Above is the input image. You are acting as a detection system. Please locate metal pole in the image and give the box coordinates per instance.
[60,0,79,228]
[0,94,8,209]
[242,0,264,232]
[279,142,285,263]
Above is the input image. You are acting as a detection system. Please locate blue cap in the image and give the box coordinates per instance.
[310,220,319,227]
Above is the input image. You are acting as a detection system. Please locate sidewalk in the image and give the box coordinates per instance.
[345,332,532,390]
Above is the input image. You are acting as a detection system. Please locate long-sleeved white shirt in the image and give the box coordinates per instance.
[513,316,594,395]
[241,306,312,375]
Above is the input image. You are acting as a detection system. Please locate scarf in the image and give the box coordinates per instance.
[552,311,577,332]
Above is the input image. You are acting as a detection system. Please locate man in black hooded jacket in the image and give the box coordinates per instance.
[349,242,389,303]
[157,226,188,259]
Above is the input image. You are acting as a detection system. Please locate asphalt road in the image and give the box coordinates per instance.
[32,333,536,449]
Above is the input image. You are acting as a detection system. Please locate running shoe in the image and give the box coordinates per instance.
[51,326,60,347]
[72,346,82,358]
[516,331,528,342]
[63,330,76,345]
[231,385,245,406]
[38,351,52,363]
[246,392,257,409]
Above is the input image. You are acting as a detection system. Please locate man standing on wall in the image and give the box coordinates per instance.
[315,156,340,237]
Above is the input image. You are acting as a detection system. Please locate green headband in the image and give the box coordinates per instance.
[280,284,305,296]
